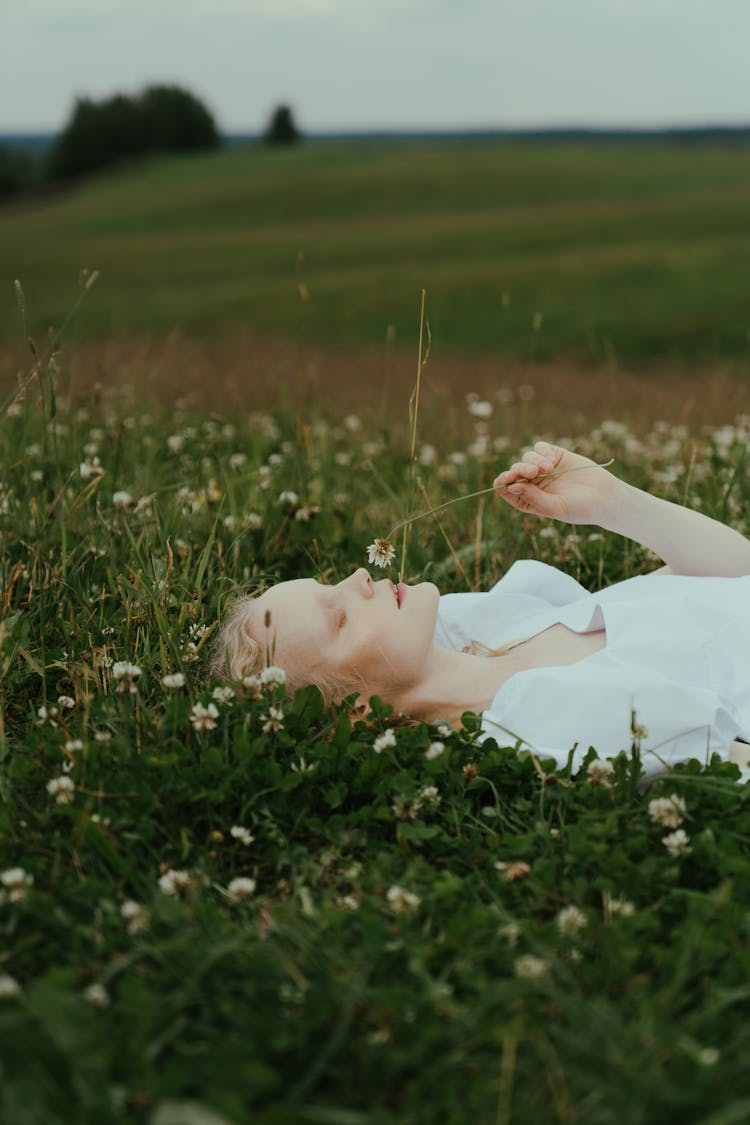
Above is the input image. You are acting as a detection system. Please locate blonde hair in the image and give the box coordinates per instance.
[209,592,360,706]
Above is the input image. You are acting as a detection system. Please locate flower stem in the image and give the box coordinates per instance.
[385,459,614,541]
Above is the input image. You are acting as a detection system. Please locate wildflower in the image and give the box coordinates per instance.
[167,433,184,453]
[556,905,588,938]
[121,899,149,934]
[339,894,360,910]
[603,891,635,920]
[498,922,521,946]
[64,739,83,753]
[663,828,691,857]
[79,457,104,480]
[294,505,319,522]
[514,954,548,981]
[424,741,445,761]
[418,785,441,807]
[47,775,75,804]
[260,665,286,688]
[290,756,315,773]
[229,452,247,471]
[386,885,421,914]
[373,729,396,754]
[241,674,262,698]
[632,722,650,741]
[57,695,75,710]
[0,974,21,999]
[495,860,532,882]
[463,763,479,780]
[212,685,235,705]
[243,512,262,531]
[366,538,396,568]
[162,672,185,689]
[1,868,33,903]
[586,758,614,782]
[278,490,299,508]
[392,796,422,820]
[36,704,59,726]
[189,702,219,731]
[262,706,284,733]
[226,876,257,902]
[84,982,110,1008]
[698,1047,720,1067]
[230,826,255,846]
[111,661,142,693]
[158,868,193,896]
[648,794,687,829]
[468,399,493,419]
[93,730,112,743]
[112,490,133,509]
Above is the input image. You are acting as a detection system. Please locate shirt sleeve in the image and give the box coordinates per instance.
[435,560,589,653]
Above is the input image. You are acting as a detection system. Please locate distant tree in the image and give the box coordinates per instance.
[47,84,220,181]
[0,145,38,200]
[263,104,301,146]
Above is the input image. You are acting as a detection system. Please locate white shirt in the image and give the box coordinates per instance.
[435,560,750,783]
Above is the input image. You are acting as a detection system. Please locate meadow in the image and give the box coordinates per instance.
[2,139,750,371]
[2,344,750,1123]
[3,139,750,1123]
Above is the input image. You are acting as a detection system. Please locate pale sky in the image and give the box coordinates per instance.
[2,0,749,134]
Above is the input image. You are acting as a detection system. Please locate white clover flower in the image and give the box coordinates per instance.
[278,490,299,508]
[648,794,687,829]
[47,775,75,804]
[229,452,247,471]
[226,876,257,902]
[556,904,588,938]
[162,672,185,689]
[260,665,286,688]
[36,705,58,726]
[1,868,33,903]
[663,828,691,857]
[120,899,149,934]
[64,739,83,753]
[230,826,255,846]
[262,706,284,733]
[366,539,396,568]
[467,399,493,419]
[111,661,142,693]
[79,457,104,480]
[290,756,315,773]
[392,796,422,820]
[223,515,236,531]
[386,885,421,914]
[167,433,184,453]
[189,702,219,731]
[158,868,193,896]
[419,443,437,465]
[603,891,635,919]
[373,729,396,754]
[435,722,452,739]
[339,894,360,910]
[294,506,319,522]
[586,757,614,782]
[344,413,362,432]
[425,741,445,760]
[243,512,262,531]
[418,785,441,807]
[57,695,75,710]
[0,973,21,999]
[84,982,110,1008]
[241,674,262,698]
[212,685,235,705]
[514,954,548,981]
[112,490,134,509]
[498,922,521,946]
[93,730,112,743]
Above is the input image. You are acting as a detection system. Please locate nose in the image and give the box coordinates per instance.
[341,567,374,597]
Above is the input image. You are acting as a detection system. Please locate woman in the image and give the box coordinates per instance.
[212,441,750,782]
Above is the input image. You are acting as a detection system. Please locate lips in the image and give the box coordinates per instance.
[391,581,401,608]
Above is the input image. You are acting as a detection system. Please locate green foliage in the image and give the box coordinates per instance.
[0,144,40,200]
[47,84,220,181]
[1,353,750,1123]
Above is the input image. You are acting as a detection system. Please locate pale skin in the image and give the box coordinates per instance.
[254,442,750,765]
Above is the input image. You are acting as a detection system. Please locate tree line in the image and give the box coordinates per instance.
[0,88,301,201]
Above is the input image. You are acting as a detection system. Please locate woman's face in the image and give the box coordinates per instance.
[255,568,440,701]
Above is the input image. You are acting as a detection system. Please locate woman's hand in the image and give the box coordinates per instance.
[493,441,619,527]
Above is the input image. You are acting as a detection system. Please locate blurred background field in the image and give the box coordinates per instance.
[3,137,750,428]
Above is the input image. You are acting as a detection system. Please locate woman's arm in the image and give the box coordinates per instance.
[494,441,750,578]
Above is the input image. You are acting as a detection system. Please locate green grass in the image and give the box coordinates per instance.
[3,140,750,367]
[2,354,750,1123]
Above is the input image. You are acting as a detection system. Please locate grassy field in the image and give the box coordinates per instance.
[2,346,750,1122]
[3,140,750,370]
